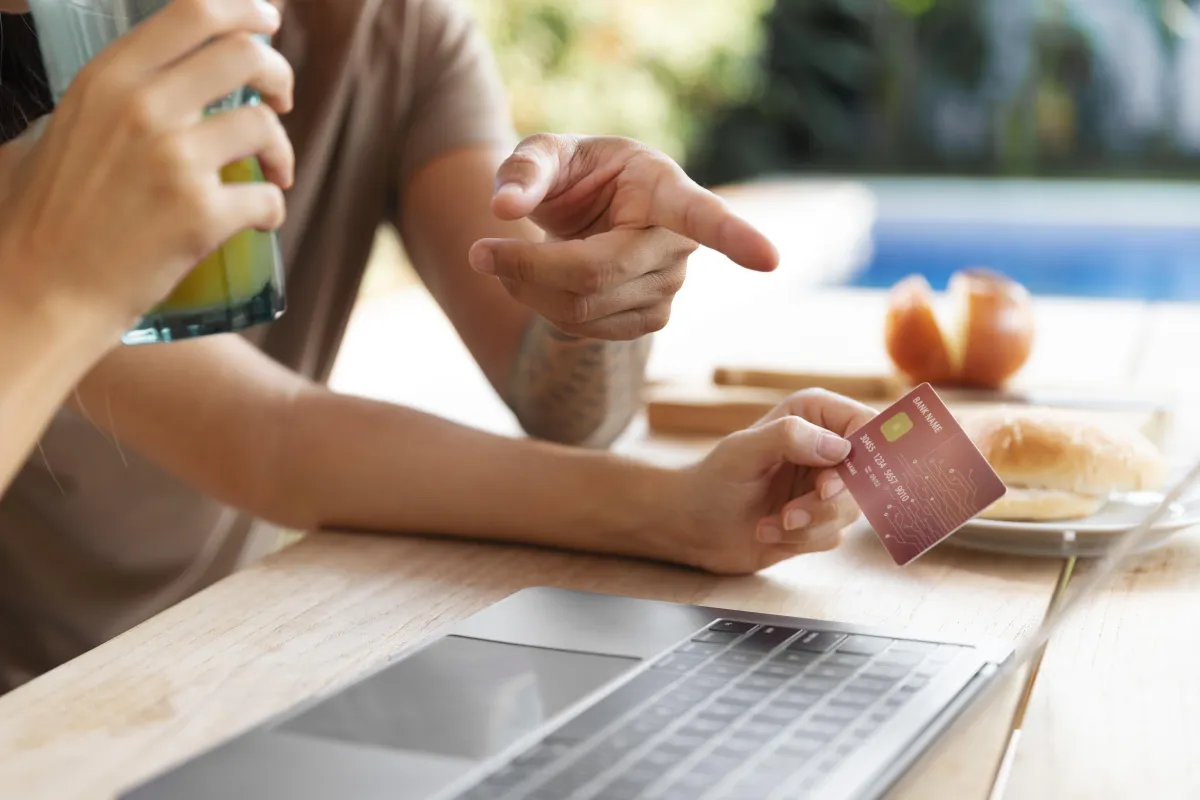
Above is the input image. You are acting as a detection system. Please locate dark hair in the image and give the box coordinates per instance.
[0,14,53,143]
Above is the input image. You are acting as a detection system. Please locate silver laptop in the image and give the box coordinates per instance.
[121,459,1200,800]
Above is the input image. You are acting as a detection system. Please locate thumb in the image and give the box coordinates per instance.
[491,134,576,221]
[720,416,852,481]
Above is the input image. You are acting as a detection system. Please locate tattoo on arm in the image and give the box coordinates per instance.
[505,316,652,447]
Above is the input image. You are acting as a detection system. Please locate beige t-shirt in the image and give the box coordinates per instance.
[0,0,515,694]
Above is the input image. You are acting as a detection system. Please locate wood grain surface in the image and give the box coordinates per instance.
[0,511,1062,800]
[1,180,1197,799]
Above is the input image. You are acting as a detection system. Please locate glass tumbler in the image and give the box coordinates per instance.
[27,0,286,344]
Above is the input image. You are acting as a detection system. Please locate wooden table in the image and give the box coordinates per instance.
[1,181,1198,799]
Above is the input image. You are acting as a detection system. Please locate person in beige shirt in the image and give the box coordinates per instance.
[0,0,872,695]
[0,1,291,500]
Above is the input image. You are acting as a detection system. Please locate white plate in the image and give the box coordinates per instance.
[945,492,1200,558]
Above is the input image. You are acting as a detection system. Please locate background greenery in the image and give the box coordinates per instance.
[464,0,772,164]
[466,0,1200,186]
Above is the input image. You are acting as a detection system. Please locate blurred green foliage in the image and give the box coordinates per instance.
[467,0,1200,187]
[464,0,772,161]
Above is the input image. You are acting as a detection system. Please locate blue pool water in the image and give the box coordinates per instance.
[846,219,1200,301]
[836,179,1200,301]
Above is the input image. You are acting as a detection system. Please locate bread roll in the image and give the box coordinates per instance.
[964,409,1167,522]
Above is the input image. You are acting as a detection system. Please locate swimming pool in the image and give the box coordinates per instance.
[842,179,1200,301]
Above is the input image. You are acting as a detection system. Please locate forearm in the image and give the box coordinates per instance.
[276,387,682,560]
[0,301,115,492]
[401,145,650,449]
[70,335,683,562]
[505,316,652,447]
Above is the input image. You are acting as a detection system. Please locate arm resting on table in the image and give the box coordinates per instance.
[72,336,683,558]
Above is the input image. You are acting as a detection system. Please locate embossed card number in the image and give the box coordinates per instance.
[836,383,1007,566]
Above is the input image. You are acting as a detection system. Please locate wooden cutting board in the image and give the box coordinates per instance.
[645,383,1175,448]
[712,366,1171,412]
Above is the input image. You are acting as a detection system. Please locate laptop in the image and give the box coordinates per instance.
[120,459,1200,800]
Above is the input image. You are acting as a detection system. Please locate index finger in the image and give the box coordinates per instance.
[645,161,780,273]
[755,388,878,439]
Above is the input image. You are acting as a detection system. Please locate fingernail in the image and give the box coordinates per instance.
[496,181,526,198]
[757,522,783,544]
[783,509,812,531]
[820,477,846,500]
[817,434,851,461]
[469,246,494,275]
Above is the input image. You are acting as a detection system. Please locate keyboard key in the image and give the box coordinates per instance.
[640,746,688,770]
[700,661,744,679]
[825,653,870,669]
[775,694,819,713]
[673,640,726,657]
[664,771,716,792]
[594,768,663,799]
[809,664,855,681]
[714,736,762,758]
[691,753,743,779]
[791,721,843,741]
[658,788,704,800]
[789,630,847,653]
[654,653,707,673]
[741,673,786,691]
[627,714,673,736]
[736,625,803,652]
[756,662,803,679]
[789,676,841,695]
[661,684,711,707]
[829,691,875,710]
[847,675,891,694]
[850,675,897,693]
[725,771,794,798]
[551,670,677,742]
[772,650,820,667]
[693,629,740,645]
[777,740,822,759]
[866,663,914,681]
[709,619,757,634]
[890,641,937,655]
[663,731,709,751]
[681,675,727,694]
[724,688,770,705]
[907,675,932,690]
[737,718,788,740]
[716,650,762,666]
[699,703,744,722]
[754,704,799,724]
[680,716,729,738]
[813,708,858,725]
[838,635,894,655]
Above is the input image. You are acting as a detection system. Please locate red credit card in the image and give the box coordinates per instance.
[836,383,1007,566]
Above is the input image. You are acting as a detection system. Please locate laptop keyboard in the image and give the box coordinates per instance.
[450,620,967,800]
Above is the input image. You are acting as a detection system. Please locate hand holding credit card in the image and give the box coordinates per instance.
[836,383,1007,565]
